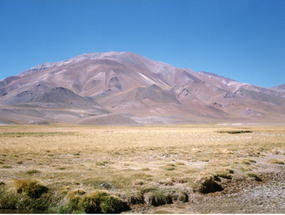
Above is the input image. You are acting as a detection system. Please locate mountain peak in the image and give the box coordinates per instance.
[19,52,127,76]
[1,52,285,125]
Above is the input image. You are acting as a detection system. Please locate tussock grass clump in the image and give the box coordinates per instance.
[7,179,48,198]
[67,189,86,198]
[240,167,252,172]
[247,173,262,181]
[140,186,173,206]
[2,165,12,168]
[140,186,158,195]
[214,169,233,180]
[159,179,174,186]
[199,158,210,162]
[59,194,82,213]
[58,166,67,170]
[268,159,285,165]
[132,172,153,182]
[60,190,128,213]
[242,159,256,165]
[217,130,252,134]
[175,162,185,165]
[164,163,175,171]
[81,191,128,213]
[132,180,144,187]
[143,190,172,206]
[26,169,41,175]
[226,169,234,174]
[60,186,71,195]
[96,161,109,166]
[193,172,223,193]
[171,177,188,183]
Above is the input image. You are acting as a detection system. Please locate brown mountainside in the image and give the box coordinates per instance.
[0,52,284,125]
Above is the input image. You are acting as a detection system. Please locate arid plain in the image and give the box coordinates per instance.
[1,124,285,213]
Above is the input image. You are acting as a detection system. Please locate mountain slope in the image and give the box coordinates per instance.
[0,52,284,125]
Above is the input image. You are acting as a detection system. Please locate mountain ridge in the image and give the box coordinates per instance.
[0,52,284,125]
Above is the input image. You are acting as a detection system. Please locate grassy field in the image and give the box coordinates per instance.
[0,124,285,213]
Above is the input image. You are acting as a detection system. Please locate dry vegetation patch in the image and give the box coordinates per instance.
[0,124,285,213]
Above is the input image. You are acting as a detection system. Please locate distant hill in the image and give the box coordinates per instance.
[0,52,284,125]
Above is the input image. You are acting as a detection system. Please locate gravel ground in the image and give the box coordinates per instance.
[189,182,285,214]
[136,180,285,214]
[127,154,285,214]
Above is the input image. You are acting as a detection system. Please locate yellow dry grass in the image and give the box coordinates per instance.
[0,124,285,197]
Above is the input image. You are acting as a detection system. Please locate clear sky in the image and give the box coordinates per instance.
[0,0,285,88]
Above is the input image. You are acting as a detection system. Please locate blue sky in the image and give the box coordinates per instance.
[0,0,285,88]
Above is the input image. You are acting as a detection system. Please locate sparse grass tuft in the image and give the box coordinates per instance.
[199,158,210,162]
[164,163,175,171]
[247,173,261,181]
[217,130,252,134]
[268,159,284,165]
[132,180,144,187]
[96,161,109,166]
[214,169,233,180]
[240,167,251,172]
[26,169,41,175]
[2,165,12,168]
[175,162,185,165]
